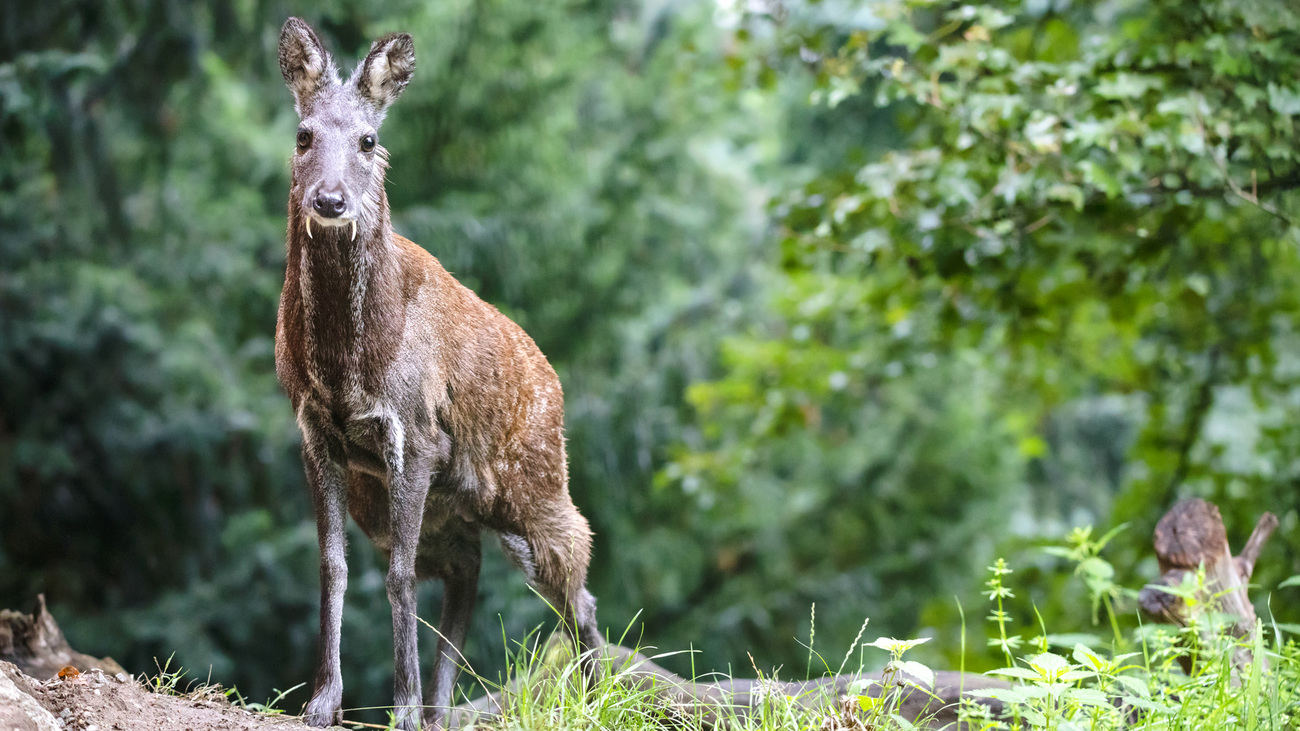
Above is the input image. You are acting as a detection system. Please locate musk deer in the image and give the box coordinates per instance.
[274,18,602,730]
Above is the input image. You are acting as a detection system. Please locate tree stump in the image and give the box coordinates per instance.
[1137,498,1278,673]
[0,595,126,680]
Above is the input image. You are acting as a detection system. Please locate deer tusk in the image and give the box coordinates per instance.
[306,217,313,239]
[350,220,357,242]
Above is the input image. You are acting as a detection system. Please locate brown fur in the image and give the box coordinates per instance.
[274,17,600,731]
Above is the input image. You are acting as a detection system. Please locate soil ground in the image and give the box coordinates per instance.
[2,662,316,731]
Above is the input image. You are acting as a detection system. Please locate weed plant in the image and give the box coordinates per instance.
[139,531,1300,730]
[446,529,1300,731]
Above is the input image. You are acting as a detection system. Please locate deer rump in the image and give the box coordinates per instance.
[274,17,601,731]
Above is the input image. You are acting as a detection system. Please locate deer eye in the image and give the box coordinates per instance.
[296,129,312,150]
[360,134,376,153]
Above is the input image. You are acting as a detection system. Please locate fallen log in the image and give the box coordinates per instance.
[1137,498,1278,673]
[0,594,126,680]
[446,637,1009,730]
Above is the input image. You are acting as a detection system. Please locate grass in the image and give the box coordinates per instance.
[141,652,306,716]
[137,529,1300,730]
[139,653,228,704]
[226,682,308,716]
[443,616,1299,731]
[418,528,1300,731]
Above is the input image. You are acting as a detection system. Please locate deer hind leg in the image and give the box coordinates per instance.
[502,509,602,679]
[422,536,482,731]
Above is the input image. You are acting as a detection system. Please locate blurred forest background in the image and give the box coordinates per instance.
[3,0,1299,719]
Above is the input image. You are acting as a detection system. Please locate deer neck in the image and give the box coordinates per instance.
[286,197,405,403]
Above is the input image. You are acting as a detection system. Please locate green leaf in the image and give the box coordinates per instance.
[1078,557,1115,582]
[1019,435,1048,457]
[1047,183,1086,211]
[889,713,917,730]
[1184,274,1211,297]
[1095,73,1163,99]
[866,636,931,655]
[1125,696,1178,714]
[1079,160,1123,199]
[1066,688,1110,706]
[1028,652,1072,680]
[988,667,1044,681]
[1267,83,1300,116]
[1114,675,1150,699]
[1072,643,1104,671]
[896,660,935,688]
[968,687,1033,704]
[858,694,883,712]
[1095,524,1128,550]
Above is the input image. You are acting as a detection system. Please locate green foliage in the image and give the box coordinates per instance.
[402,548,1300,731]
[1042,524,1131,644]
[1,0,767,718]
[962,557,1300,731]
[986,558,1022,666]
[674,0,1300,664]
[1,1,311,688]
[5,0,1300,722]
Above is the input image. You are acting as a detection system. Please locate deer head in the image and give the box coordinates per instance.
[278,18,415,242]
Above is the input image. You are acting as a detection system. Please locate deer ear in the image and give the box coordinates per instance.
[356,33,415,114]
[279,18,334,115]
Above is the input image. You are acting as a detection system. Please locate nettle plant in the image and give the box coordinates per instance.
[971,643,1127,730]
[817,532,1300,731]
[959,539,1300,731]
[855,636,939,726]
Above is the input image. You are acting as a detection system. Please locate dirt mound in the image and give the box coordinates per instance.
[1,661,313,731]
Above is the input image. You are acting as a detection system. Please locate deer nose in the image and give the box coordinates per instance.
[312,188,347,218]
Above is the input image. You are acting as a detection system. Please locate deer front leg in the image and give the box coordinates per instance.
[385,429,432,731]
[300,406,350,728]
